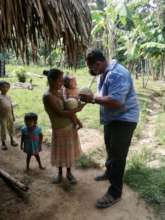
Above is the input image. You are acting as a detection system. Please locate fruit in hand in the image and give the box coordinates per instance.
[78,88,93,96]
[65,98,79,110]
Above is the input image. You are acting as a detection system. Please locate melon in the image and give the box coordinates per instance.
[65,98,79,110]
[78,87,93,96]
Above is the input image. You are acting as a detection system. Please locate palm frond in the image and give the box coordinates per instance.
[0,0,91,66]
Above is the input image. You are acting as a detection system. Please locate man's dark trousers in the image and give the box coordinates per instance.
[104,120,137,198]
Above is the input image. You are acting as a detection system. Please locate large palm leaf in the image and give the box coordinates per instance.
[0,0,91,65]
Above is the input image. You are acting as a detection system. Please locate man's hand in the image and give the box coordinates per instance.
[79,94,94,103]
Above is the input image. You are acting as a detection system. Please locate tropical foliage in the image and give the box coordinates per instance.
[90,0,165,85]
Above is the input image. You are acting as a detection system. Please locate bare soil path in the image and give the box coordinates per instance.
[0,127,157,220]
[1,91,164,220]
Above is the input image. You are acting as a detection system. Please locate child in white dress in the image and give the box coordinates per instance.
[0,81,18,150]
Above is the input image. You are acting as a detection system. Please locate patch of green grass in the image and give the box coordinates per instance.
[135,93,149,138]
[8,76,50,136]
[125,149,165,219]
[134,88,163,139]
[76,154,100,169]
[4,65,165,141]
[155,112,165,146]
[4,65,100,139]
[134,79,165,139]
[76,146,106,169]
[155,92,165,147]
[77,104,100,129]
[127,148,153,167]
[6,64,46,75]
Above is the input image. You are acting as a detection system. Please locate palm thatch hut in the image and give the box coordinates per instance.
[0,0,91,66]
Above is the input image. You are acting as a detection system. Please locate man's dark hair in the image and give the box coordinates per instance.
[86,49,106,65]
[24,112,38,122]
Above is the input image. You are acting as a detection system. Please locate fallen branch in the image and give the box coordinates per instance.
[12,82,33,90]
[0,169,29,192]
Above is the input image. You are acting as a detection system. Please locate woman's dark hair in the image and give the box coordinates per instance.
[43,68,63,85]
[43,70,49,76]
[24,112,38,122]
[86,49,106,65]
[0,80,10,88]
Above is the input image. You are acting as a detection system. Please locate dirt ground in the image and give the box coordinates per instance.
[0,127,157,220]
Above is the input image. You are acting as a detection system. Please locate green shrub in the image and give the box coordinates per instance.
[76,147,106,169]
[76,154,100,169]
[125,149,165,219]
[127,148,153,169]
[13,66,27,82]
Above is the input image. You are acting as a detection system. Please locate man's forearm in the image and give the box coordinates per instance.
[94,96,122,109]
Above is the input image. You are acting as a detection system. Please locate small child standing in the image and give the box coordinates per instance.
[0,81,18,150]
[63,75,83,129]
[21,113,45,172]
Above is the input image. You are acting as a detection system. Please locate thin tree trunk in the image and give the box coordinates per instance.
[144,59,150,88]
[161,56,165,80]
[141,59,145,88]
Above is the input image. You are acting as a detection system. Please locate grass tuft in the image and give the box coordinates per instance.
[125,149,165,219]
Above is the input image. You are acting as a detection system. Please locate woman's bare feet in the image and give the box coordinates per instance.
[39,166,46,170]
[52,174,63,184]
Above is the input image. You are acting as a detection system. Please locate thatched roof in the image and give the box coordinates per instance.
[0,0,91,65]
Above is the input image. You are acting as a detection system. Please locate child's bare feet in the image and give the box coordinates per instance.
[2,145,8,150]
[1,142,8,150]
[76,121,83,130]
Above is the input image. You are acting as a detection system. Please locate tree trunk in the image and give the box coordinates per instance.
[0,53,5,77]
[141,59,145,88]
[162,56,165,80]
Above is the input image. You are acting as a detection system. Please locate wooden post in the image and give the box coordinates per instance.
[0,169,29,191]
[0,53,6,77]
